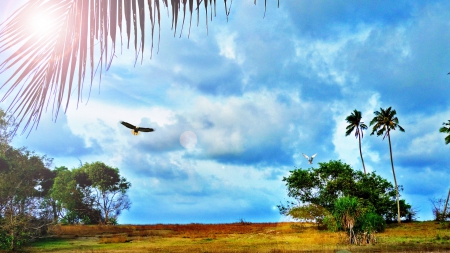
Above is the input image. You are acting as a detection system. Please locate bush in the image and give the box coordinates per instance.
[359,212,385,233]
[322,214,338,232]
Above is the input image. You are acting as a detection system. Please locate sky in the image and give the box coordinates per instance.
[1,0,449,224]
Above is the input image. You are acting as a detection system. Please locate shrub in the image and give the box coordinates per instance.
[359,212,385,233]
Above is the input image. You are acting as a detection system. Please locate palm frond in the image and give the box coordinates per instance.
[0,0,274,135]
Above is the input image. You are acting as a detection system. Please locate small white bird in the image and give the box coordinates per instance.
[302,153,317,164]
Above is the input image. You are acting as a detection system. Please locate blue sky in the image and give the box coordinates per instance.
[1,1,449,224]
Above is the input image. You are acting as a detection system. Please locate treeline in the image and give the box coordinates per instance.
[0,111,131,251]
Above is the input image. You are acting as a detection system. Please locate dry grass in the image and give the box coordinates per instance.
[25,221,450,252]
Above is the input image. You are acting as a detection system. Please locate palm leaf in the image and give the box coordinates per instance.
[0,0,274,135]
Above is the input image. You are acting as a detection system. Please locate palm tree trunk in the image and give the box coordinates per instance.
[388,132,401,223]
[443,188,450,220]
[358,133,366,174]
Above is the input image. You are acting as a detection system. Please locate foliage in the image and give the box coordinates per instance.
[280,160,413,222]
[345,109,368,174]
[360,212,386,233]
[439,120,450,145]
[369,107,405,137]
[0,109,131,250]
[51,162,131,225]
[0,0,278,134]
[329,196,385,245]
[0,147,54,250]
[288,203,330,228]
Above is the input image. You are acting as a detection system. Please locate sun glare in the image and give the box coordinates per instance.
[27,12,57,35]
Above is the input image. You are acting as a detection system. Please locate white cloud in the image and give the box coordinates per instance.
[216,30,244,64]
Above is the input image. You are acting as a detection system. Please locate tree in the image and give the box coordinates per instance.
[439,120,450,145]
[0,0,278,134]
[0,147,53,250]
[369,106,405,224]
[83,162,131,224]
[51,167,102,225]
[51,162,131,225]
[279,160,412,222]
[345,109,368,174]
[332,197,384,245]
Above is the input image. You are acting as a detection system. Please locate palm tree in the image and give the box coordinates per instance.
[440,120,450,145]
[345,109,368,174]
[369,106,405,223]
[0,0,278,135]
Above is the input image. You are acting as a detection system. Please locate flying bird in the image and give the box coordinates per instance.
[120,121,154,136]
[302,153,317,164]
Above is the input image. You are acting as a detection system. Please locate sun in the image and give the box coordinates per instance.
[27,12,58,35]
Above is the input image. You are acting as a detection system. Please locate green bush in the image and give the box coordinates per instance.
[322,214,338,232]
[359,212,385,233]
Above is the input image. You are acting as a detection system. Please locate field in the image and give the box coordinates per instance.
[23,221,450,253]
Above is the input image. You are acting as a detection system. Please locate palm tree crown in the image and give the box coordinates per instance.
[345,109,367,174]
[369,107,405,137]
[345,110,368,137]
[439,120,450,145]
[0,0,277,135]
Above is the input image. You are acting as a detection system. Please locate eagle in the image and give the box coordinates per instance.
[120,121,154,136]
[302,153,317,164]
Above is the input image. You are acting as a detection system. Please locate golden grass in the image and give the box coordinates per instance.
[24,221,450,252]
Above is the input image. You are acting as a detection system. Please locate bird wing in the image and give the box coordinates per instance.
[302,153,309,159]
[121,121,136,129]
[311,153,317,158]
[137,127,154,132]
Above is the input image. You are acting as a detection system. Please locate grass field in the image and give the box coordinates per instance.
[22,221,450,252]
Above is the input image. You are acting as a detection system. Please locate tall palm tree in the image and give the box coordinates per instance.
[440,120,450,145]
[0,0,278,135]
[345,109,368,174]
[369,106,405,223]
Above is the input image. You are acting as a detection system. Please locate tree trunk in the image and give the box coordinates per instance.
[443,188,450,220]
[388,132,401,223]
[358,132,366,174]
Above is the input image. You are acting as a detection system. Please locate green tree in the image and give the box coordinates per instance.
[369,106,405,223]
[83,162,131,224]
[0,0,277,134]
[0,147,53,250]
[439,120,450,145]
[280,160,411,222]
[345,109,368,174]
[332,196,384,245]
[51,167,98,224]
[52,162,131,225]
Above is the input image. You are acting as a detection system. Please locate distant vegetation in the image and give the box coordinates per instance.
[279,160,414,244]
[0,110,131,251]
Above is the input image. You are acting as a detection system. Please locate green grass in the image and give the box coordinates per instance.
[22,221,450,253]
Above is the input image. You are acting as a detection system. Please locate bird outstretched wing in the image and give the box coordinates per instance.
[121,121,136,129]
[137,127,154,132]
[311,153,317,158]
[302,153,309,159]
